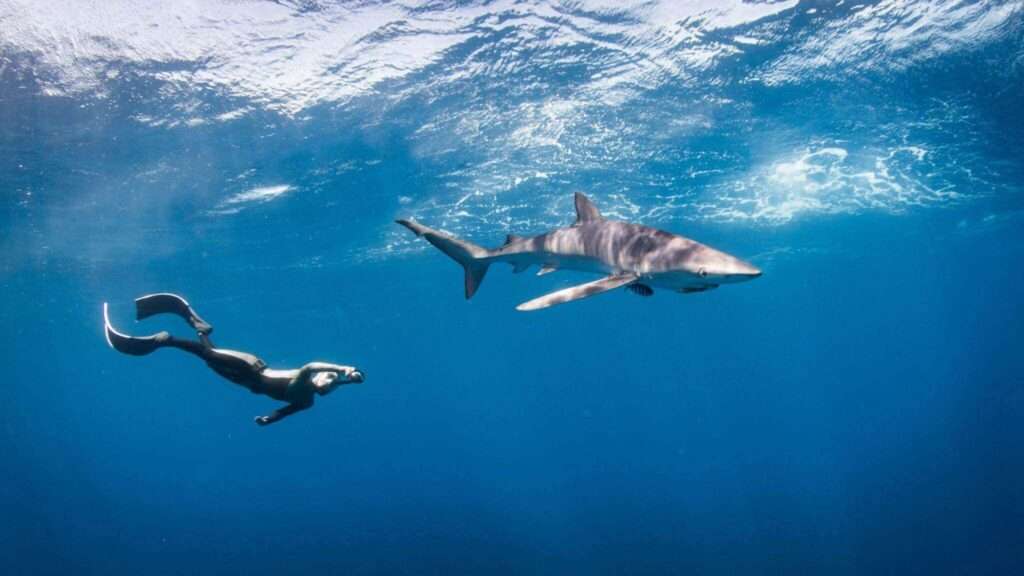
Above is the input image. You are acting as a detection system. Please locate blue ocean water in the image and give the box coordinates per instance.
[2,1,1023,573]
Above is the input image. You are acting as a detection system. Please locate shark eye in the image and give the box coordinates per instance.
[698,268,707,277]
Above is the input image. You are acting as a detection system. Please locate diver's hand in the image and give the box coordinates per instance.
[347,368,365,383]
[255,415,274,426]
[314,371,339,395]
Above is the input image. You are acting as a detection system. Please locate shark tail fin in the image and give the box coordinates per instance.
[396,219,492,299]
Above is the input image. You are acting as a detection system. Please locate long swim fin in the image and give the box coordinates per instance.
[135,293,212,334]
[104,303,170,356]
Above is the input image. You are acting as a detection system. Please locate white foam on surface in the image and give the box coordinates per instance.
[756,0,1023,85]
[0,0,803,118]
[211,184,294,214]
[700,143,975,224]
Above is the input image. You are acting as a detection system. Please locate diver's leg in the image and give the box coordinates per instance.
[134,293,213,335]
[199,333,215,349]
[159,336,211,358]
[111,329,256,386]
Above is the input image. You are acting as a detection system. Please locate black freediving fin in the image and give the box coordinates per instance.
[104,302,170,356]
[627,284,654,297]
[135,293,213,334]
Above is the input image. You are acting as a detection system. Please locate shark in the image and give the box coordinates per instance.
[397,192,761,311]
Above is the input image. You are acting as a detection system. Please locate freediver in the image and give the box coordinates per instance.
[103,293,364,426]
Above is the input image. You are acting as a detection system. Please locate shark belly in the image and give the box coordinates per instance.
[646,271,706,290]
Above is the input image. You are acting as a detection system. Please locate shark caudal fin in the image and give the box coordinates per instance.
[396,219,492,299]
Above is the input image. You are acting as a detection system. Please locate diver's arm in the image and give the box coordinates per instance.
[297,362,359,379]
[255,401,312,426]
[293,362,360,390]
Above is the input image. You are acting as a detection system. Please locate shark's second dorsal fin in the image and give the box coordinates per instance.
[574,192,603,224]
[504,234,525,246]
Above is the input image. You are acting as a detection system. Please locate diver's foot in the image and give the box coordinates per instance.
[188,316,213,335]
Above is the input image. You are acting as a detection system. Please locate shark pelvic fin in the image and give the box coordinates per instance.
[516,273,637,312]
[574,192,603,224]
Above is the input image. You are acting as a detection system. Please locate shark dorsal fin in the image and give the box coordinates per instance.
[504,234,525,246]
[574,192,603,224]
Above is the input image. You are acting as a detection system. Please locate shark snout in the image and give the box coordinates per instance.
[692,245,762,282]
[710,258,761,283]
[734,261,762,280]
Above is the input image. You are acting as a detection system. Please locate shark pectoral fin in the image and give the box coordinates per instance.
[537,265,557,276]
[512,262,530,274]
[515,274,637,312]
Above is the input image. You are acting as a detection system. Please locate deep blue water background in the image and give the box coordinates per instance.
[3,1,1024,574]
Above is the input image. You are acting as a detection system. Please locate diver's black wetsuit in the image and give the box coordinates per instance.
[156,333,290,399]
[104,293,362,425]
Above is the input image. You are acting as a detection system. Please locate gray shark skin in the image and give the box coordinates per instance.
[397,192,761,311]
